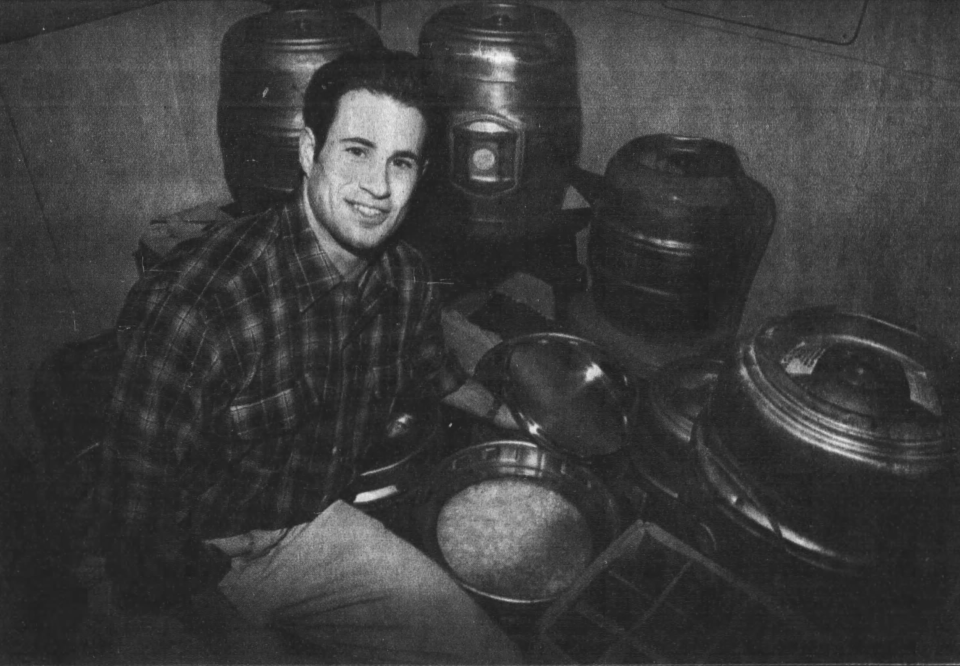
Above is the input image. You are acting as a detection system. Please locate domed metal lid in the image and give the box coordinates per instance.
[422,2,570,38]
[746,307,959,469]
[598,135,748,247]
[238,8,381,46]
[474,333,639,458]
[419,1,577,73]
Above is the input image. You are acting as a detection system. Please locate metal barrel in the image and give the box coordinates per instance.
[417,1,582,247]
[217,8,382,214]
[588,134,773,338]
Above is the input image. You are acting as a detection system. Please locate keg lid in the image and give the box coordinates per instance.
[748,307,959,469]
[419,1,577,70]
[474,333,639,458]
[245,8,381,45]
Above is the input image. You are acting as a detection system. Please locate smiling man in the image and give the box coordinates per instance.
[96,50,519,663]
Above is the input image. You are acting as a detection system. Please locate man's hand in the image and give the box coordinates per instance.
[108,532,232,613]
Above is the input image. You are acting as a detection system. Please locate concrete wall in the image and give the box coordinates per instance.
[2,0,959,451]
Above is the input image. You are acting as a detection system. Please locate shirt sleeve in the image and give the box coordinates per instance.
[98,279,226,545]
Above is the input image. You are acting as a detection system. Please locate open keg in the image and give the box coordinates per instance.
[419,440,620,606]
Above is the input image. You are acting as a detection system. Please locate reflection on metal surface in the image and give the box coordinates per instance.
[475,333,639,458]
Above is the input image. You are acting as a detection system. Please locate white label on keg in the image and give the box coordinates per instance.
[780,342,827,376]
[903,367,942,416]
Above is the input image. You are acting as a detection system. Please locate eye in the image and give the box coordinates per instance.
[392,157,417,171]
[346,146,367,158]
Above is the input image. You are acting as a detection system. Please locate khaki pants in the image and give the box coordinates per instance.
[208,500,521,664]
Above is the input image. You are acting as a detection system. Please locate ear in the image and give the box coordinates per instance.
[299,127,317,175]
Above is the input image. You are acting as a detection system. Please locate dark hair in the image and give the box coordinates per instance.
[302,49,437,161]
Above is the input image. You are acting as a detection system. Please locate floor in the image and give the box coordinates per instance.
[5,440,960,665]
[5,281,960,664]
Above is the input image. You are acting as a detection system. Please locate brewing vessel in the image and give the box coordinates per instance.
[218,8,382,214]
[587,135,774,339]
[693,306,960,649]
[418,1,581,245]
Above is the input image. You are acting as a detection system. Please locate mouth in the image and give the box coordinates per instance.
[348,200,389,222]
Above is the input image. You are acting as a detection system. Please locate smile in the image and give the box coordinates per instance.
[349,201,389,220]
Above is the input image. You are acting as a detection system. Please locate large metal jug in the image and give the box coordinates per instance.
[582,135,774,340]
[218,7,382,214]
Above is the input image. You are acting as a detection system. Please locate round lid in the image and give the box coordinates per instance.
[241,8,381,47]
[423,2,568,39]
[648,355,725,448]
[474,333,639,457]
[746,307,959,470]
[605,135,743,204]
[599,135,748,247]
[419,2,576,71]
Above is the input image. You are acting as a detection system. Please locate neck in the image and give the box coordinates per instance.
[300,188,367,281]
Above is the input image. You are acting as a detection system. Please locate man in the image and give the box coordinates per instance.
[97,50,520,663]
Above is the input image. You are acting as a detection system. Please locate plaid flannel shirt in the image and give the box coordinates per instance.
[97,193,464,545]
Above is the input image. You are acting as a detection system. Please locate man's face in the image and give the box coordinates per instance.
[299,89,427,262]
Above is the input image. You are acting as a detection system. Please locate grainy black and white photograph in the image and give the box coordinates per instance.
[1,0,959,663]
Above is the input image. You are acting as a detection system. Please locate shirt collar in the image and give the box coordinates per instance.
[282,188,399,314]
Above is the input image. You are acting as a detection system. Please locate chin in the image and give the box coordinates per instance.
[346,231,393,255]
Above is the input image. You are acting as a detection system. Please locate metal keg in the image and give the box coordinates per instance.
[417,1,582,245]
[218,7,382,214]
[692,306,960,649]
[587,135,774,339]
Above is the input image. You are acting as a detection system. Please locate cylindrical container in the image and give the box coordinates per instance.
[419,440,620,607]
[693,306,960,649]
[587,135,774,339]
[417,1,582,246]
[218,8,382,214]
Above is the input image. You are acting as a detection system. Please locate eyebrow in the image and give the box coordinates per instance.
[340,137,422,165]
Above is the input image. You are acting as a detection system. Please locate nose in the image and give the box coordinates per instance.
[359,160,390,199]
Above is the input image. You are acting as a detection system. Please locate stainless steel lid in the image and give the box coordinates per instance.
[474,332,640,458]
[738,307,958,473]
